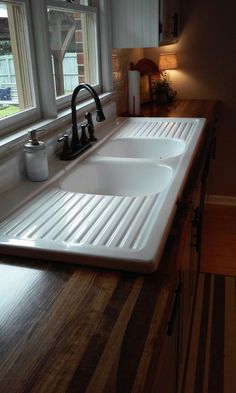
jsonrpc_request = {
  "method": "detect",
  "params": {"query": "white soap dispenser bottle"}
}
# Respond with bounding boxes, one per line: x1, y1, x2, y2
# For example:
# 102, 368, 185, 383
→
24, 129, 49, 181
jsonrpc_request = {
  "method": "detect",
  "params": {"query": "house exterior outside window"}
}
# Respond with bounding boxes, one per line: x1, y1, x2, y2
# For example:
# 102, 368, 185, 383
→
0, 1, 35, 120
47, 5, 99, 98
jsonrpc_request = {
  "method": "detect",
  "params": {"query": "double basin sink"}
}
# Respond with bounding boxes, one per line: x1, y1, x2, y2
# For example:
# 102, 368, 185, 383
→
60, 138, 185, 197
0, 117, 205, 272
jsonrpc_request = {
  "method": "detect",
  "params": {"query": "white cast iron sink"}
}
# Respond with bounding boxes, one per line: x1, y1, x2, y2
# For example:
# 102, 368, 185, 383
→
60, 158, 173, 196
97, 138, 185, 160
0, 117, 206, 273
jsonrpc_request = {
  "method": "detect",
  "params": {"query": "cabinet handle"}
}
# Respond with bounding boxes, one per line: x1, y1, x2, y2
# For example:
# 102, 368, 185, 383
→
171, 13, 179, 37
167, 281, 181, 336
192, 207, 200, 228
212, 135, 217, 159
191, 207, 201, 253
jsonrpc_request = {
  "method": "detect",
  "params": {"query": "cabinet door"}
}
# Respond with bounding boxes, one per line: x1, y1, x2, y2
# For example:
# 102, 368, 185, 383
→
152, 281, 181, 393
159, 0, 180, 45
191, 181, 202, 293
111, 0, 159, 48
178, 184, 202, 390
178, 209, 194, 387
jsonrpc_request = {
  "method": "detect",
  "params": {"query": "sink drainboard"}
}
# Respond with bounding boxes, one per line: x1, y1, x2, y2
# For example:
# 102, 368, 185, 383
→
0, 188, 160, 250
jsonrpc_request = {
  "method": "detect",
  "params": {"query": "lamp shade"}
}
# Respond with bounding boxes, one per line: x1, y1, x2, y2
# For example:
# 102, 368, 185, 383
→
159, 53, 178, 71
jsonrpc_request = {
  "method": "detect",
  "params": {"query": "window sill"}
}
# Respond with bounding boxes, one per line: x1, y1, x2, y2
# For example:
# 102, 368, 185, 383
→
0, 92, 114, 158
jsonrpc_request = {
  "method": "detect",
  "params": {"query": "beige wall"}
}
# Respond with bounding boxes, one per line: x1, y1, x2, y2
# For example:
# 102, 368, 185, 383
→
147, 0, 236, 197
112, 0, 236, 197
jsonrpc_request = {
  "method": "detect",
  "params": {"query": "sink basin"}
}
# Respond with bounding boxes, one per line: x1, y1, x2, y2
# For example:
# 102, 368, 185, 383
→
97, 138, 185, 160
60, 159, 172, 196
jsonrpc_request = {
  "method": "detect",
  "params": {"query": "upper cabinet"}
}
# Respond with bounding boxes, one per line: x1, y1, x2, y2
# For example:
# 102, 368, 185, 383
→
159, 0, 180, 45
111, 0, 159, 48
111, 0, 180, 49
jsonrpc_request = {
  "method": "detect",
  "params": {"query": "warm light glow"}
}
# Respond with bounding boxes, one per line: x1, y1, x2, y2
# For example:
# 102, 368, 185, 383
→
159, 53, 178, 71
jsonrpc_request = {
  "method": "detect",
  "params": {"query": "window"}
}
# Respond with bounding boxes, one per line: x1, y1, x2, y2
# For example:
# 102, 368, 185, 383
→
47, 5, 99, 99
0, 0, 102, 135
54, 1, 97, 8
0, 1, 36, 121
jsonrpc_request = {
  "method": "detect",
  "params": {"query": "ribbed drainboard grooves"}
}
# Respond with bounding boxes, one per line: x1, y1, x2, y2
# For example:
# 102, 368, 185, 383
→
0, 188, 160, 251
117, 118, 196, 141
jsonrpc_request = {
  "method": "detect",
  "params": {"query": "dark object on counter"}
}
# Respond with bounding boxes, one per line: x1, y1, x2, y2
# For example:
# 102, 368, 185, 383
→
155, 73, 177, 105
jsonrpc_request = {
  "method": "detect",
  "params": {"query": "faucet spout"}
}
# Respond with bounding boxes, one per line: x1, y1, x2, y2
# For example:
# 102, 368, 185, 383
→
71, 83, 105, 151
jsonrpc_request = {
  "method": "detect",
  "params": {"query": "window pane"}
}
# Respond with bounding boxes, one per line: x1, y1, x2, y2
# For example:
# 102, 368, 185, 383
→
55, 1, 97, 6
47, 7, 99, 98
0, 2, 34, 120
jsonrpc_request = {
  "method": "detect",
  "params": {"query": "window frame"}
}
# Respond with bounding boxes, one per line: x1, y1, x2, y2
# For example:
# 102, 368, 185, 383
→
46, 0, 102, 109
0, 0, 105, 137
0, 0, 41, 135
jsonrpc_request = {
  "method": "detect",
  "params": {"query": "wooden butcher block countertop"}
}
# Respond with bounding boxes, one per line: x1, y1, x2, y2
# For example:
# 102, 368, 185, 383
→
0, 100, 218, 392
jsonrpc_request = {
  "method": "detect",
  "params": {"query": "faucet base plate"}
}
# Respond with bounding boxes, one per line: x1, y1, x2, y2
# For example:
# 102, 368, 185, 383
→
60, 143, 92, 161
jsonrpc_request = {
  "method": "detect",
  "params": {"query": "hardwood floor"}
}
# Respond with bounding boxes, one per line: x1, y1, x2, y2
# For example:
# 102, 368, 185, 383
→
183, 204, 236, 392
201, 204, 236, 276
183, 273, 236, 393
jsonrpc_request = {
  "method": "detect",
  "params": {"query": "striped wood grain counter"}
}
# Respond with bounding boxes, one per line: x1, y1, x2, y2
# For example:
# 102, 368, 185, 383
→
0, 245, 178, 393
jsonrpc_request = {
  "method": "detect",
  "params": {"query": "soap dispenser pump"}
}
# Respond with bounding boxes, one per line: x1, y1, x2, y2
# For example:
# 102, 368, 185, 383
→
24, 129, 49, 181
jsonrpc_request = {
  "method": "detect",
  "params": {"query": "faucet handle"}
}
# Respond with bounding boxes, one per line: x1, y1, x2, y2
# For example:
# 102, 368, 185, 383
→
58, 134, 69, 144
58, 134, 71, 159
85, 112, 92, 121
85, 112, 97, 142
80, 124, 90, 146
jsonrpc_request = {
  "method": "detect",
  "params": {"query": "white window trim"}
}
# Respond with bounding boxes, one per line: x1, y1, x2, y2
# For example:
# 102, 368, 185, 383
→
46, 0, 102, 109
0, 0, 113, 142
0, 0, 42, 135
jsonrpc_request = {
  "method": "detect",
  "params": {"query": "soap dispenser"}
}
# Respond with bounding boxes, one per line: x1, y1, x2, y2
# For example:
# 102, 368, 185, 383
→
24, 129, 49, 181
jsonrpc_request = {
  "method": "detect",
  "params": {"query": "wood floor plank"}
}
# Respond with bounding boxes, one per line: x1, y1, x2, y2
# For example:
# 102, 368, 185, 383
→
185, 273, 236, 393
201, 204, 236, 276
183, 273, 205, 393
224, 277, 236, 393
194, 274, 211, 393
208, 275, 225, 393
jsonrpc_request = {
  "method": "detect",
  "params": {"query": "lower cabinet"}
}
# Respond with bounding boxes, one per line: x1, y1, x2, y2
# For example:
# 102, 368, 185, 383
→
143, 100, 217, 392
153, 280, 181, 393
154, 177, 204, 392
178, 173, 204, 390
178, 218, 198, 387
